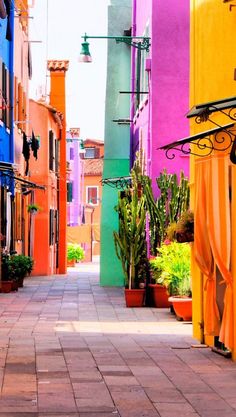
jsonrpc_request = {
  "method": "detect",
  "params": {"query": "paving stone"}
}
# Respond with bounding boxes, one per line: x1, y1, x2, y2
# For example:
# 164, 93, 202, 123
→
154, 402, 198, 417
0, 262, 235, 417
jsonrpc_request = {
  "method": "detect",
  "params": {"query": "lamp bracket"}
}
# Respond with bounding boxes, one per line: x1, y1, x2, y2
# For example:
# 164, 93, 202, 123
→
82, 34, 151, 52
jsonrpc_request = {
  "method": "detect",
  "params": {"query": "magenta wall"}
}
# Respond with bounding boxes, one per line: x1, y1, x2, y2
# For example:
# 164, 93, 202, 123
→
132, 0, 190, 196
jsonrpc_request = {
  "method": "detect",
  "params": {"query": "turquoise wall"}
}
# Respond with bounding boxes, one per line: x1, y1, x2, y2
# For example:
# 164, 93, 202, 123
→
100, 0, 132, 286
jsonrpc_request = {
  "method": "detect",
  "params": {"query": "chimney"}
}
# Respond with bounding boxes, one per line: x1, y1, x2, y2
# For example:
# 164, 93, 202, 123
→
47, 60, 69, 274
47, 60, 69, 116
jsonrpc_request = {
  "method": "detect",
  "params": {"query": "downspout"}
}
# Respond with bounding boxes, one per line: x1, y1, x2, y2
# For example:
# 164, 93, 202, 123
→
130, 0, 137, 168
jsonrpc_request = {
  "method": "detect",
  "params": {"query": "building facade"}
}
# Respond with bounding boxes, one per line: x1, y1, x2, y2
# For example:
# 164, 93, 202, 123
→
131, 0, 190, 195
100, 0, 190, 286
100, 0, 132, 286
188, 0, 236, 359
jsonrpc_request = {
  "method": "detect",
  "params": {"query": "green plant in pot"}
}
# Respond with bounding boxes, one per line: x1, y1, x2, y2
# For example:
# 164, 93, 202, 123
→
67, 243, 84, 265
149, 256, 171, 308
27, 203, 41, 214
153, 241, 192, 320
6, 254, 34, 287
113, 186, 147, 307
1, 252, 14, 292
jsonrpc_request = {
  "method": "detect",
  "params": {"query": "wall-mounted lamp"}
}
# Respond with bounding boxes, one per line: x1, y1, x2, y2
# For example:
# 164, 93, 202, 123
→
79, 33, 151, 63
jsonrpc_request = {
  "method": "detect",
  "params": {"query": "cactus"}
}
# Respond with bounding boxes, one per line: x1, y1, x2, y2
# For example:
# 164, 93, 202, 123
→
113, 188, 147, 289
113, 152, 190, 279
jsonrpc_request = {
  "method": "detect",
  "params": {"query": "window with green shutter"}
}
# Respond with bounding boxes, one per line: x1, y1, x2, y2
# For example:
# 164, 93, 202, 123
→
67, 182, 73, 202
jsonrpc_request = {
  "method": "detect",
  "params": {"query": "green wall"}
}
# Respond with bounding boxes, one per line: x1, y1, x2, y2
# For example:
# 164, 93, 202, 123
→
100, 0, 132, 286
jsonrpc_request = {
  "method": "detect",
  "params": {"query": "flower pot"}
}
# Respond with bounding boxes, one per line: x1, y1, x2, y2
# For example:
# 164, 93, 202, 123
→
11, 281, 19, 292
1, 281, 13, 293
168, 296, 192, 321
124, 288, 145, 307
17, 277, 24, 288
67, 259, 76, 267
148, 284, 171, 308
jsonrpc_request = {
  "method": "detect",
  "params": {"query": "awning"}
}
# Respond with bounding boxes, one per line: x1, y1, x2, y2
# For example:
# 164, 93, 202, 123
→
102, 176, 131, 189
158, 123, 235, 160
186, 96, 236, 122
0, 163, 46, 190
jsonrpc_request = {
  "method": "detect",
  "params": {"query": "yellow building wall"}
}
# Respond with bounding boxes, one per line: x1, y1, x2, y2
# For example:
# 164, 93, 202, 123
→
190, 0, 236, 355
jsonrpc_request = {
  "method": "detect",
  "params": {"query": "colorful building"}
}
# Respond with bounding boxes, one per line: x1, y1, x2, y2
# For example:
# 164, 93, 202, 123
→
29, 96, 63, 276
131, 0, 190, 194
159, 0, 236, 359
100, 0, 190, 286
100, 0, 132, 286
66, 128, 84, 227
187, 0, 236, 359
0, 0, 44, 263
0, 0, 14, 262
67, 138, 104, 261
82, 139, 104, 259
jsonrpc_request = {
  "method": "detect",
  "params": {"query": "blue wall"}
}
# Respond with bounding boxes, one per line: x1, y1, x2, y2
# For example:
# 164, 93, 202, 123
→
0, 0, 14, 163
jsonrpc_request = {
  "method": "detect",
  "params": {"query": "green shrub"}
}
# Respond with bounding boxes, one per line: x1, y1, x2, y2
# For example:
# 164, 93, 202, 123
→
67, 243, 84, 262
149, 242, 191, 296
6, 254, 34, 281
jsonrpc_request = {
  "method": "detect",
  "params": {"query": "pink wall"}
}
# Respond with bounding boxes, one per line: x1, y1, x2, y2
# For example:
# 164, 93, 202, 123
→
132, 0, 190, 195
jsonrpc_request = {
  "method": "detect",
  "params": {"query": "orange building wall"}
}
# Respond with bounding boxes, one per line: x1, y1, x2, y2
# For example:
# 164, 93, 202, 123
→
29, 99, 60, 275
47, 61, 69, 274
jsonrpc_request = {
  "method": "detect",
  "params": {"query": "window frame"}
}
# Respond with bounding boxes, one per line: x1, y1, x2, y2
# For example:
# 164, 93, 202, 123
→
84, 147, 96, 159
86, 186, 99, 206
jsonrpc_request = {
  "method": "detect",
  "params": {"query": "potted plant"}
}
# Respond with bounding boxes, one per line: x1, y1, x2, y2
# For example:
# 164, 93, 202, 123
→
27, 203, 41, 214
67, 243, 84, 267
113, 187, 147, 307
149, 252, 171, 308
154, 241, 192, 320
175, 210, 194, 243
6, 254, 34, 287
1, 252, 13, 293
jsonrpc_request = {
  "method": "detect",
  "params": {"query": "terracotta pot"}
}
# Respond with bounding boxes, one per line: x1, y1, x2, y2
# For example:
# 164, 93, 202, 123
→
1, 281, 13, 293
67, 259, 76, 267
11, 281, 19, 292
148, 284, 171, 308
124, 288, 145, 307
168, 296, 192, 321
17, 277, 24, 288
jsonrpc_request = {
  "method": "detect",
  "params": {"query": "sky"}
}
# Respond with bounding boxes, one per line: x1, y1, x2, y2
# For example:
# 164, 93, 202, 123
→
29, 0, 110, 140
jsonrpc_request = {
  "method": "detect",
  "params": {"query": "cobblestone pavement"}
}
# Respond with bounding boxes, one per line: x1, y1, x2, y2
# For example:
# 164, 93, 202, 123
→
0, 261, 236, 417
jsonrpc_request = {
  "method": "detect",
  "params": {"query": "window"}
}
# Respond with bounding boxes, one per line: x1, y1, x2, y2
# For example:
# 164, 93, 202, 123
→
84, 147, 95, 159
70, 147, 74, 160
67, 181, 73, 202
49, 130, 55, 171
49, 209, 54, 245
55, 139, 59, 174
86, 186, 98, 205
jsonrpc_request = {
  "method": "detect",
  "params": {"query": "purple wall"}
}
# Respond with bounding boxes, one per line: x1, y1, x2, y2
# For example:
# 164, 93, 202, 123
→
132, 0, 190, 196
66, 131, 83, 226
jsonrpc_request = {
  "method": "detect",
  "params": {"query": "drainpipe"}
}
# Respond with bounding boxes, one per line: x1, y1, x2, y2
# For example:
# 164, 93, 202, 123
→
130, 0, 137, 168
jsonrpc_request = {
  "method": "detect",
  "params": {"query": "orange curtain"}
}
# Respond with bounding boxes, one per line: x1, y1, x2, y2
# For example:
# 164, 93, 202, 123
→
207, 155, 233, 349
194, 158, 220, 336
194, 155, 234, 349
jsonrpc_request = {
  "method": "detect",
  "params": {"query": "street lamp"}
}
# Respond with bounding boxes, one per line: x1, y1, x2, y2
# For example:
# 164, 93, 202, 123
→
79, 33, 151, 63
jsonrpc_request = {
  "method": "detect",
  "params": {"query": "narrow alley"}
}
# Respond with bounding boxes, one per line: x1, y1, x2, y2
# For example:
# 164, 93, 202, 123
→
0, 261, 235, 417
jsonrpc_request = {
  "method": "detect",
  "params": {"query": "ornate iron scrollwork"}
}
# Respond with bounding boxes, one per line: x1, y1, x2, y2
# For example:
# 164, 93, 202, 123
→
102, 176, 132, 190
161, 125, 236, 162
